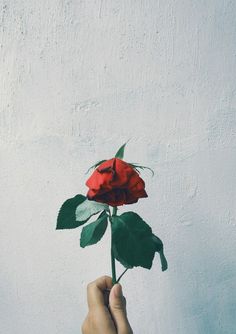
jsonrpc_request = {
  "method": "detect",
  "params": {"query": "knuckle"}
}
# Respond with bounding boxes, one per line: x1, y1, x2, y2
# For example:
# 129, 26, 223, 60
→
99, 275, 107, 282
101, 274, 111, 282
112, 302, 124, 311
87, 281, 94, 292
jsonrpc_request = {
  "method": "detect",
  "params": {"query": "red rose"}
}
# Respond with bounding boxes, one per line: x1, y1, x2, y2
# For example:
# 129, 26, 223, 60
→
86, 158, 148, 206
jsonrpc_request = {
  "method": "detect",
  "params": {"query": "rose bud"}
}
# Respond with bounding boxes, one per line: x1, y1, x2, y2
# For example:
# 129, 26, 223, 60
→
86, 158, 148, 206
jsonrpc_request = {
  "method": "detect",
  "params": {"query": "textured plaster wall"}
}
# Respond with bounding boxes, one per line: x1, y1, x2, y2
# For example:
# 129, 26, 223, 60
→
1, 1, 236, 333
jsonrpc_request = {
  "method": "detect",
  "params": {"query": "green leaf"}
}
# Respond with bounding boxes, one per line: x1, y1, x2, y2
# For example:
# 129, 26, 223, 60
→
56, 194, 87, 230
75, 198, 109, 222
152, 234, 168, 271
80, 211, 108, 248
111, 212, 156, 269
115, 142, 128, 159
85, 159, 107, 174
151, 234, 163, 252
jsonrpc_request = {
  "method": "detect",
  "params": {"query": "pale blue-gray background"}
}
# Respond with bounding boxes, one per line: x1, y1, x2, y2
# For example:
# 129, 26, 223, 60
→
0, 1, 236, 333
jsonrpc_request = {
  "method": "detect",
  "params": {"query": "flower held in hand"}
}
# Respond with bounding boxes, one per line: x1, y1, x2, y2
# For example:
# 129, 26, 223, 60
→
56, 142, 168, 286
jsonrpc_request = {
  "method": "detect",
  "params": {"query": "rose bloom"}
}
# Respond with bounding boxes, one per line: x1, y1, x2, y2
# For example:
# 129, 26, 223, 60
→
86, 158, 148, 206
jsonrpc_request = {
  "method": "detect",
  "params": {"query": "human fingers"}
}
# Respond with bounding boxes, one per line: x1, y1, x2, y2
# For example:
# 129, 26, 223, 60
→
109, 284, 133, 334
87, 275, 113, 310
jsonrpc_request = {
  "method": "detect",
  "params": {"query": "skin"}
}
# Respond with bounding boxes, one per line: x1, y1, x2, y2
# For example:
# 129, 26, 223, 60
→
82, 276, 133, 334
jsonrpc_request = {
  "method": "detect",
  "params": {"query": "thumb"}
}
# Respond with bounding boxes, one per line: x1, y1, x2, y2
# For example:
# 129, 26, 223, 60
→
109, 284, 132, 334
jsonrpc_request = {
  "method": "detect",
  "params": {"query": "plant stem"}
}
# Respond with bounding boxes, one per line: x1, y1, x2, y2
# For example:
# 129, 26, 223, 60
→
112, 206, 117, 216
111, 248, 116, 285
110, 206, 118, 285
117, 268, 129, 283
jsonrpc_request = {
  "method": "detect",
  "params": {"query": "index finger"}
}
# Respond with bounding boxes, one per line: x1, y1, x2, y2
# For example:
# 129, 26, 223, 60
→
87, 275, 113, 309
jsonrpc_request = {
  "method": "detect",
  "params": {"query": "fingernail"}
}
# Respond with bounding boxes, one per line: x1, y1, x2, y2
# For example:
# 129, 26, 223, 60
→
114, 284, 123, 298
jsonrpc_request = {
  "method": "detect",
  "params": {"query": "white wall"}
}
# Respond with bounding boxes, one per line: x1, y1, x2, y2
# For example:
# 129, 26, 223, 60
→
1, 1, 236, 333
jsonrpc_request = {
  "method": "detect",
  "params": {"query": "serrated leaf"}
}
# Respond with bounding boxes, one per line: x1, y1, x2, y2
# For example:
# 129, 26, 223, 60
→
111, 212, 156, 269
80, 211, 108, 248
75, 198, 109, 222
85, 159, 107, 174
56, 194, 87, 230
152, 234, 168, 271
115, 142, 127, 159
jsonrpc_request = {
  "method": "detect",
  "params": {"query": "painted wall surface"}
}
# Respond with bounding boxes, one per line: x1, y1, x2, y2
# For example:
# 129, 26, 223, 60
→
1, 1, 236, 333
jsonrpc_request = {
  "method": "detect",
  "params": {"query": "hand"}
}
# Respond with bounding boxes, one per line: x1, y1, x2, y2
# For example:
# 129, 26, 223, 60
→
82, 275, 133, 334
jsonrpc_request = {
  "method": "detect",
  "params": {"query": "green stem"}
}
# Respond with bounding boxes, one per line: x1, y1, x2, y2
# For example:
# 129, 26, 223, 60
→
110, 206, 118, 285
112, 206, 118, 216
117, 268, 129, 283
111, 247, 116, 285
